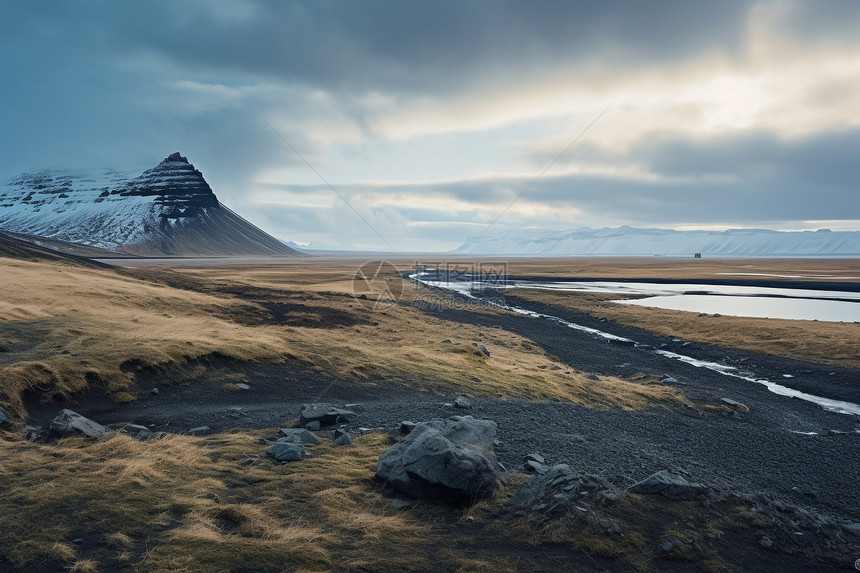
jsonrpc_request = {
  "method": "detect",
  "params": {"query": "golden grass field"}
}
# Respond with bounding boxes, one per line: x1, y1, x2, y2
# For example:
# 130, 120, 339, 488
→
1, 253, 857, 571
0, 256, 685, 423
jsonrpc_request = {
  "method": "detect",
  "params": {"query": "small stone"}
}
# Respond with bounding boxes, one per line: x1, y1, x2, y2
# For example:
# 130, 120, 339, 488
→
601, 491, 621, 503
842, 522, 860, 536
525, 453, 545, 465
0, 406, 8, 425
441, 339, 454, 344
661, 537, 681, 553
628, 470, 705, 500
270, 440, 302, 461
125, 424, 151, 438
334, 432, 352, 446
50, 409, 107, 439
234, 383, 250, 390
150, 388, 159, 395
477, 345, 490, 357
470, 376, 482, 383
391, 498, 412, 510
454, 396, 472, 409
189, 426, 210, 435
661, 376, 679, 384
305, 420, 321, 431
278, 428, 319, 445
721, 398, 740, 407
759, 535, 773, 549
713, 313, 722, 317
524, 460, 548, 474
400, 421, 417, 435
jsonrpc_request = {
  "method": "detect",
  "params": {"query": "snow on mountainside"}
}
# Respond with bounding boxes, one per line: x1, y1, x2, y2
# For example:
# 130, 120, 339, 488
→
454, 226, 860, 257
0, 153, 299, 257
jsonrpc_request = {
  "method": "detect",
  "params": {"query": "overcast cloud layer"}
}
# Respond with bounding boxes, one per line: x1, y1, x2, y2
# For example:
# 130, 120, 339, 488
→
1, 1, 858, 251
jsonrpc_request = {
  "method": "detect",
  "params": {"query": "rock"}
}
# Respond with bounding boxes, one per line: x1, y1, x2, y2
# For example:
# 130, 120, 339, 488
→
151, 388, 159, 395
333, 428, 348, 439
24, 425, 43, 440
0, 406, 8, 425
600, 519, 622, 534
601, 491, 621, 503
509, 465, 616, 519
524, 460, 548, 474
376, 415, 498, 501
628, 470, 705, 500
661, 376, 679, 384
270, 439, 303, 462
441, 339, 453, 344
400, 421, 417, 435
476, 345, 490, 357
661, 537, 681, 553
234, 383, 250, 390
453, 396, 472, 409
50, 409, 107, 439
299, 403, 355, 428
124, 424, 152, 439
470, 376, 482, 383
391, 498, 412, 510
278, 428, 319, 445
305, 421, 321, 431
525, 453, 545, 465
721, 398, 740, 407
759, 535, 773, 549
713, 313, 722, 318
334, 433, 352, 446
843, 522, 860, 536
188, 426, 210, 435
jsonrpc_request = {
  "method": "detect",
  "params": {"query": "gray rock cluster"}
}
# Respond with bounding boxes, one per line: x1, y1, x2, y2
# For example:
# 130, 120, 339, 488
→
508, 464, 618, 521
377, 415, 500, 502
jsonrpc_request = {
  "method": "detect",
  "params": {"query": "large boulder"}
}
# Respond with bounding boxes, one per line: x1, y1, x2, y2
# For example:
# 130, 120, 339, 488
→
628, 470, 705, 500
376, 416, 499, 502
49, 409, 107, 439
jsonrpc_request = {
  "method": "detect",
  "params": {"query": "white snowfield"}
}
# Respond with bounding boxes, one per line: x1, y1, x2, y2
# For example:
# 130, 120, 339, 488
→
0, 154, 297, 257
454, 226, 860, 257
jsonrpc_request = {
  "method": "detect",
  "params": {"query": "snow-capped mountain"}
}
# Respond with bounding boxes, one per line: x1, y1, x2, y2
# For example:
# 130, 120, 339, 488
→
0, 153, 299, 257
454, 226, 860, 257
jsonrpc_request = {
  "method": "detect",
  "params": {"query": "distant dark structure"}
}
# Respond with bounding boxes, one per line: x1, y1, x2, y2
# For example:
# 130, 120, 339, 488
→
694, 253, 702, 258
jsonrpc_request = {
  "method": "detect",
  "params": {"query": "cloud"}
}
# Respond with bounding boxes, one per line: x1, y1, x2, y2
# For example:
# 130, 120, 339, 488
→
1, 1, 859, 250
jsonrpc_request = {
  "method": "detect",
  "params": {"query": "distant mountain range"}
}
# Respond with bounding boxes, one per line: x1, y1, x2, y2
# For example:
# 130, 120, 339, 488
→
0, 153, 299, 257
454, 226, 860, 257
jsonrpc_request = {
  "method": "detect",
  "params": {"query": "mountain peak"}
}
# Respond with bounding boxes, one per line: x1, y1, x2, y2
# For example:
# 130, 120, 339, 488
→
0, 153, 300, 257
164, 152, 188, 164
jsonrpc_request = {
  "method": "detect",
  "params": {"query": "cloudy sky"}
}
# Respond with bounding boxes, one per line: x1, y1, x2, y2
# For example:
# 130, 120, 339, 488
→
1, 1, 858, 251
